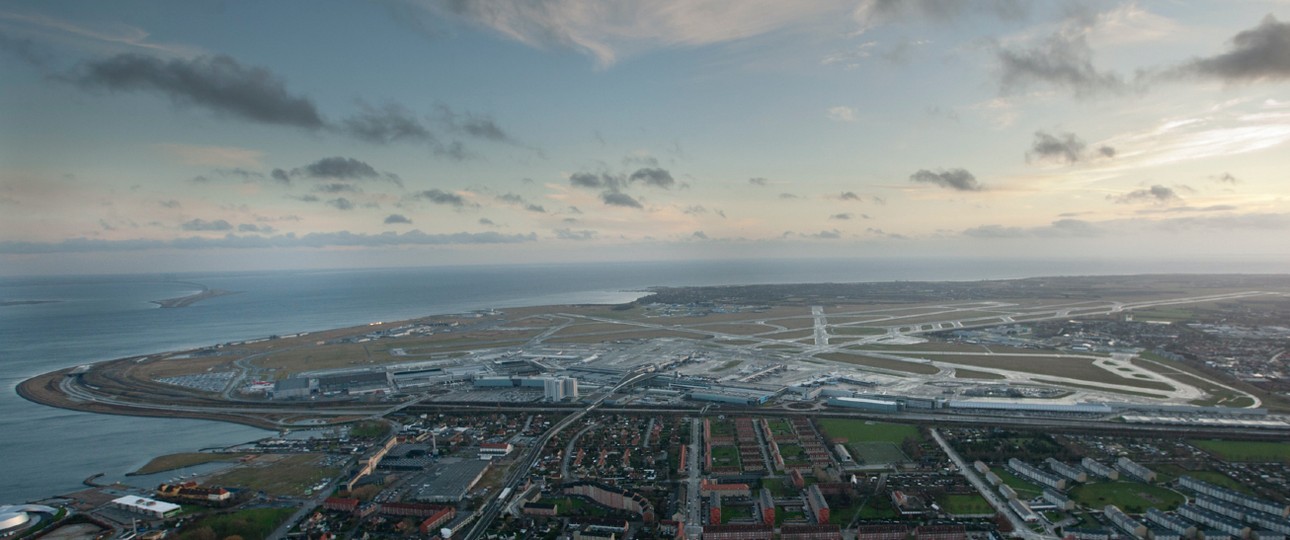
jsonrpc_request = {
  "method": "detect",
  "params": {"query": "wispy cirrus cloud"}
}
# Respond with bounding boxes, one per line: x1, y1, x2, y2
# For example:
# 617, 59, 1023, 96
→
387, 0, 855, 67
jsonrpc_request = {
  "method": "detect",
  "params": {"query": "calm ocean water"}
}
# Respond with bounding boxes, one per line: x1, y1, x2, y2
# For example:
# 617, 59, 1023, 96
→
1, 257, 1284, 502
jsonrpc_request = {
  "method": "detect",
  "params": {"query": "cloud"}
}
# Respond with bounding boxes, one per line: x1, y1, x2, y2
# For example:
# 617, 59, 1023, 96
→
808, 229, 842, 239
327, 197, 355, 210
158, 199, 181, 208
237, 223, 275, 233
851, 0, 1029, 33
271, 169, 291, 184
398, 0, 856, 68
909, 168, 983, 191
435, 105, 514, 142
748, 177, 768, 186
628, 167, 674, 189
384, 214, 412, 224
963, 218, 1102, 238
1098, 146, 1116, 158
0, 230, 537, 253
495, 192, 547, 212
838, 191, 863, 201
1173, 15, 1290, 83
413, 189, 475, 208
1136, 204, 1238, 215
569, 172, 619, 190
0, 30, 52, 67
779, 193, 798, 199
156, 143, 265, 169
827, 106, 857, 122
301, 156, 378, 180
1111, 184, 1179, 204
555, 228, 598, 240
829, 213, 853, 220
865, 227, 906, 239
315, 182, 360, 193
690, 231, 709, 240
341, 103, 433, 144
68, 53, 325, 128
1213, 172, 1240, 184
478, 217, 495, 226
1027, 131, 1086, 164
996, 27, 1124, 97
601, 192, 642, 208
180, 218, 233, 232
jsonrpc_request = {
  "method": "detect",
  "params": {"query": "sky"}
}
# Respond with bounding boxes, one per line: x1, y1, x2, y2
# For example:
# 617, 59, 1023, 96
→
2, 0, 1290, 275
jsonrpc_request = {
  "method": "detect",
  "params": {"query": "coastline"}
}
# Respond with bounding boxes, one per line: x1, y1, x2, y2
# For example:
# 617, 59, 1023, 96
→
151, 287, 240, 308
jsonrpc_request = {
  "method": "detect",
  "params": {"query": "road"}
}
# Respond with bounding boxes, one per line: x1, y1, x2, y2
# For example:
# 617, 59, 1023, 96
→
461, 369, 654, 540
930, 428, 1056, 540
684, 417, 703, 539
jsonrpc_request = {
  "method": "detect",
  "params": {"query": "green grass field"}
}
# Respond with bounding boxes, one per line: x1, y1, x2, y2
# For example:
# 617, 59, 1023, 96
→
207, 454, 340, 497
816, 419, 921, 445
938, 493, 993, 515
993, 468, 1044, 498
1189, 439, 1290, 463
1069, 482, 1184, 513
1152, 465, 1252, 494
850, 442, 909, 465
711, 445, 740, 466
176, 508, 295, 540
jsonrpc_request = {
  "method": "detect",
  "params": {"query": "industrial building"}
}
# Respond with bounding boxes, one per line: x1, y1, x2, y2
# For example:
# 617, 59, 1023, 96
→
272, 376, 316, 399
316, 372, 393, 395
110, 496, 181, 519
826, 396, 900, 412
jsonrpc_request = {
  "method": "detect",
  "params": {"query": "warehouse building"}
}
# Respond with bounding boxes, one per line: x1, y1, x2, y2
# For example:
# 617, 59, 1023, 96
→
826, 397, 900, 412
110, 496, 181, 519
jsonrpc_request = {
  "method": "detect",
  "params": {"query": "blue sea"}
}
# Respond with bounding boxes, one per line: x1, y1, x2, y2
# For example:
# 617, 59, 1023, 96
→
2, 256, 1285, 502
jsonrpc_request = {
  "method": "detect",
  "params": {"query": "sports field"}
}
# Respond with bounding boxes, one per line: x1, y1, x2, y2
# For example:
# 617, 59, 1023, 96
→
1190, 439, 1290, 463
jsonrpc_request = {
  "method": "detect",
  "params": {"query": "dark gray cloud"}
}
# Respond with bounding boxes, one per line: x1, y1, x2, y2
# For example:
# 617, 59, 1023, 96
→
569, 172, 619, 190
682, 205, 708, 215
68, 54, 325, 128
829, 213, 853, 220
1112, 185, 1179, 204
0, 230, 536, 253
237, 223, 275, 233
414, 188, 474, 208
601, 192, 642, 208
748, 177, 769, 186
327, 197, 355, 210
555, 228, 598, 240
315, 182, 360, 193
808, 229, 842, 239
628, 167, 675, 189
1214, 172, 1239, 184
435, 106, 513, 142
691, 231, 709, 240
384, 214, 412, 224
865, 227, 907, 239
996, 30, 1124, 97
909, 168, 983, 191
495, 192, 546, 213
0, 31, 53, 67
1176, 15, 1290, 82
839, 191, 862, 201
496, 193, 526, 204
1028, 131, 1085, 164
271, 169, 291, 184
301, 157, 378, 179
292, 194, 320, 203
478, 217, 495, 226
341, 103, 433, 144
180, 218, 233, 232
159, 199, 181, 208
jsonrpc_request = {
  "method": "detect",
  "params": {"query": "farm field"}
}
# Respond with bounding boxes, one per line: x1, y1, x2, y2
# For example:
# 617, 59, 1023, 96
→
1189, 439, 1290, 463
